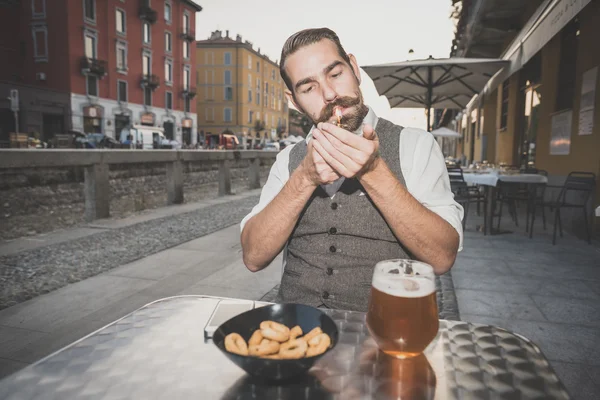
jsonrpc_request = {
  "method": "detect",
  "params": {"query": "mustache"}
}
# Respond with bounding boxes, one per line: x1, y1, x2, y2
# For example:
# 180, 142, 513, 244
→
316, 95, 362, 124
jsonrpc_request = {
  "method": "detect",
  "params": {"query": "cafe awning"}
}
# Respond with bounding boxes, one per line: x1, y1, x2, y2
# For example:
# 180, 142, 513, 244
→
362, 57, 508, 131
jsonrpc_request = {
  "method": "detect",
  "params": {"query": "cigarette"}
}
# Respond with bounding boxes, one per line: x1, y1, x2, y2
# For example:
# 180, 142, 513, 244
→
335, 108, 342, 127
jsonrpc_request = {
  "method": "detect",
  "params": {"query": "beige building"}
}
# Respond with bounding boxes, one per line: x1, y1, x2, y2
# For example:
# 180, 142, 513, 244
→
196, 30, 289, 147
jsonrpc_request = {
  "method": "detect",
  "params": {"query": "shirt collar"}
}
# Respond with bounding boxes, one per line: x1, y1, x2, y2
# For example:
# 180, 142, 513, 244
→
306, 106, 378, 143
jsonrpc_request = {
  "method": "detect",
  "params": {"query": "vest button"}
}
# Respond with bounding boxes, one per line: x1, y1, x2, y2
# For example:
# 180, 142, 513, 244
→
329, 245, 336, 253
326, 267, 333, 276
331, 202, 338, 210
329, 227, 337, 235
322, 291, 330, 299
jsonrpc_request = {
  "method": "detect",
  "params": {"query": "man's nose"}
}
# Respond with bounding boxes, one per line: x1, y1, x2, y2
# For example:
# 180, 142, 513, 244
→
321, 82, 338, 103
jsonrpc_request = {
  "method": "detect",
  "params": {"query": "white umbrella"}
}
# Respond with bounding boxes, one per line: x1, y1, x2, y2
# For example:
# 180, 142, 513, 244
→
430, 127, 461, 138
362, 57, 509, 131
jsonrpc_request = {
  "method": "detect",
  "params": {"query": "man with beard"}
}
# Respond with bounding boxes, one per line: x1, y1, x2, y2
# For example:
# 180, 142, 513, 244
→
240, 28, 463, 312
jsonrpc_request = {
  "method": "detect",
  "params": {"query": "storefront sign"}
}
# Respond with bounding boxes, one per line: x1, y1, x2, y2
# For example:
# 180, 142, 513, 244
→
578, 66, 597, 136
140, 113, 155, 125
550, 109, 572, 155
182, 118, 193, 128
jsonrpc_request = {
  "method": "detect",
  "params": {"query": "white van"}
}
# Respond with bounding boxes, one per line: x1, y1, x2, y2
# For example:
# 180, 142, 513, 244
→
120, 125, 168, 149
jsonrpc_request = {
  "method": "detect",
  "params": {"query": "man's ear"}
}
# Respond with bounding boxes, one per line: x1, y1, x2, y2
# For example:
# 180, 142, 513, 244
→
285, 89, 301, 111
348, 54, 362, 85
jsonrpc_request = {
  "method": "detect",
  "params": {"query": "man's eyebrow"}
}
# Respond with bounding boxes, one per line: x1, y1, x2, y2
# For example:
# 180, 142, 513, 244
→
294, 61, 345, 91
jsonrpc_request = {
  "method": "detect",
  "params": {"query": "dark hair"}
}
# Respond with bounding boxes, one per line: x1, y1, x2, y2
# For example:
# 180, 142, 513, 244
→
279, 28, 352, 93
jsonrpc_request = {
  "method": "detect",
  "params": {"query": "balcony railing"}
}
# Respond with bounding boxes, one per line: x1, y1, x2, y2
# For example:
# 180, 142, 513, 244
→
141, 74, 160, 90
139, 1, 157, 24
80, 57, 107, 77
182, 88, 197, 98
180, 29, 195, 42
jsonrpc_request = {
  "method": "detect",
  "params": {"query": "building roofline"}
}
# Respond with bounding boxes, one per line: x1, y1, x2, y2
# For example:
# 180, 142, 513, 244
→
181, 0, 202, 12
196, 42, 280, 67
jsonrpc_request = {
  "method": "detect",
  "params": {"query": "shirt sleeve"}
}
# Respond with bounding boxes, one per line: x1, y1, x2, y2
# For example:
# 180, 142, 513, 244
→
239, 144, 293, 234
400, 128, 464, 251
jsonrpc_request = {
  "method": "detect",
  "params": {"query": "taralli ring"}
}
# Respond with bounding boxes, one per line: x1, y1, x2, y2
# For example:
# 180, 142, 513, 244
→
248, 329, 264, 346
289, 325, 303, 340
306, 333, 331, 357
260, 320, 290, 342
249, 339, 280, 357
302, 327, 323, 343
224, 333, 249, 356
279, 339, 308, 359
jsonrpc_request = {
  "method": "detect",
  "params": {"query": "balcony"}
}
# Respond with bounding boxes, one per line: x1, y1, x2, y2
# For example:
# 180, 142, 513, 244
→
182, 88, 197, 99
139, 1, 157, 24
140, 74, 160, 90
180, 29, 195, 42
80, 57, 107, 77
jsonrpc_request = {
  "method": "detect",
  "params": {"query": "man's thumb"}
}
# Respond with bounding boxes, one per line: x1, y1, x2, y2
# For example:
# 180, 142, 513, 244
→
363, 124, 377, 140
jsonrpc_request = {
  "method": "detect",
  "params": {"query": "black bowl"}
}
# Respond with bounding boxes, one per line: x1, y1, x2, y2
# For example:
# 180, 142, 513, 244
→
213, 303, 339, 381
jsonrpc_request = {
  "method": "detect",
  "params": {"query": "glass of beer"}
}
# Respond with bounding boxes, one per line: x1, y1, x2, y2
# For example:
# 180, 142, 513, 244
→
366, 259, 439, 358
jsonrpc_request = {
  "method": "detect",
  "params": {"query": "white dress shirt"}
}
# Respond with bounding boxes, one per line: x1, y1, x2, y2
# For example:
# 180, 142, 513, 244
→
240, 107, 464, 252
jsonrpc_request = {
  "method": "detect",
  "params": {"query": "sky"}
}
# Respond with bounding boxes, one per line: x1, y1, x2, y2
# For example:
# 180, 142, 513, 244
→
192, 0, 456, 130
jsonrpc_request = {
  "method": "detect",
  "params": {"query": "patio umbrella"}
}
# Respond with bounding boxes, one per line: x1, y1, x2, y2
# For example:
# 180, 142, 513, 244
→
430, 127, 461, 138
362, 57, 509, 131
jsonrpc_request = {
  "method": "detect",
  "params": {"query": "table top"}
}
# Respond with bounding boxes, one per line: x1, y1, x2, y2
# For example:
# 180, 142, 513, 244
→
462, 172, 548, 187
0, 296, 570, 400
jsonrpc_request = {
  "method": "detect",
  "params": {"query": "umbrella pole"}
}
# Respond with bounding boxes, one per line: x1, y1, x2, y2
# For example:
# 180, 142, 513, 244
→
426, 65, 433, 132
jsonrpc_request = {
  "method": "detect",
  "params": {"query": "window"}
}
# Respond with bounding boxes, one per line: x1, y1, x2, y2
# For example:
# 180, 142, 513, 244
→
87, 75, 98, 96
144, 87, 152, 106
184, 97, 190, 112
165, 31, 172, 52
248, 88, 252, 103
248, 55, 251, 69
206, 107, 214, 122
164, 59, 172, 84
224, 108, 232, 122
272, 69, 275, 80
143, 53, 151, 75
84, 32, 96, 58
500, 79, 509, 130
116, 41, 127, 72
143, 22, 151, 44
555, 19, 579, 112
166, 91, 173, 109
164, 1, 172, 23
117, 80, 127, 103
204, 52, 213, 65
225, 87, 233, 101
248, 110, 253, 123
224, 52, 232, 65
32, 0, 46, 18
32, 25, 48, 61
205, 70, 214, 100
224, 70, 231, 85
256, 61, 260, 72
84, 0, 95, 23
183, 66, 190, 89
257, 92, 260, 105
116, 9, 126, 35
183, 41, 190, 59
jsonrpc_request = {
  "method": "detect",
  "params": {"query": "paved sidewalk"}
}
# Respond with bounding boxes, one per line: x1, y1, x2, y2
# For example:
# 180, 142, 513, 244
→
456, 207, 600, 400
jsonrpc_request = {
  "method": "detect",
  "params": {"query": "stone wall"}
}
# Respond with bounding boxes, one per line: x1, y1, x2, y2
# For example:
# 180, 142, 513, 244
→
0, 158, 273, 240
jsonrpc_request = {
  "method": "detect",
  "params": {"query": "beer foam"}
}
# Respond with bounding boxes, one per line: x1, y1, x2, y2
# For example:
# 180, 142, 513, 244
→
372, 275, 436, 298
372, 260, 436, 298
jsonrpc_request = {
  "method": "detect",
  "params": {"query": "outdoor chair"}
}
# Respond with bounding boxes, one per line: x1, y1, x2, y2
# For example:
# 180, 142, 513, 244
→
496, 169, 547, 232
529, 171, 596, 244
447, 167, 486, 230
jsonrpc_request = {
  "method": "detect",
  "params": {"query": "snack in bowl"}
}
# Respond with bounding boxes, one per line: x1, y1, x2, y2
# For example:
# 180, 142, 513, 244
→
223, 320, 332, 359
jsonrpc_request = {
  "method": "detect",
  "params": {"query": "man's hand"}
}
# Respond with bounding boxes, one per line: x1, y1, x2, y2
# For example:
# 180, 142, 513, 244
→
300, 136, 341, 185
312, 122, 380, 179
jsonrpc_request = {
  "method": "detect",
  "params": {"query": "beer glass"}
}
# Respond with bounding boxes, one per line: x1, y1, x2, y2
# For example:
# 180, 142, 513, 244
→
366, 259, 439, 358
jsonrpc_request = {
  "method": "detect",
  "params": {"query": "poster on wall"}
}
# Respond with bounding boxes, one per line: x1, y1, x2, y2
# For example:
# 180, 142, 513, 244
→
578, 66, 597, 136
550, 110, 572, 155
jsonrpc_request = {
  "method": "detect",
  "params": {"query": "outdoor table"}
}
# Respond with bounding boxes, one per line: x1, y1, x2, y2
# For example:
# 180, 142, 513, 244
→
462, 172, 548, 235
0, 296, 569, 399
596, 206, 600, 217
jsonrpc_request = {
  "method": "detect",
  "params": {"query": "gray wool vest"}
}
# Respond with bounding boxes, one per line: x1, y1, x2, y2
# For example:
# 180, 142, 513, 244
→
277, 118, 411, 312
